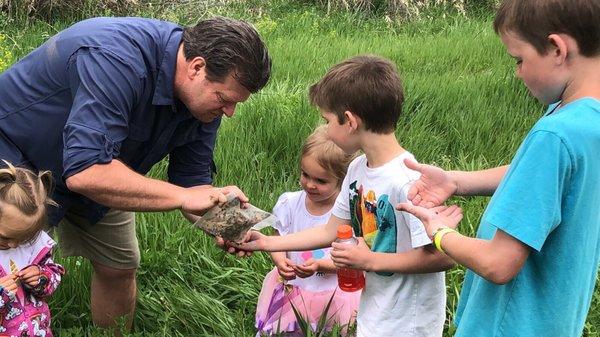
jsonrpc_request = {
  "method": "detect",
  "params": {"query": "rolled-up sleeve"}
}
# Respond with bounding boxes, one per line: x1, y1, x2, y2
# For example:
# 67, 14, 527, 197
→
63, 48, 142, 180
168, 118, 221, 187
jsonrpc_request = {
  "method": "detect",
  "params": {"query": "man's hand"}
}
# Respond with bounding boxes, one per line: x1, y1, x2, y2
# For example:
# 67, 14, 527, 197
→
275, 258, 297, 280
405, 158, 457, 208
330, 238, 374, 271
396, 203, 463, 237
181, 187, 227, 216
220, 186, 249, 208
181, 185, 249, 216
0, 274, 18, 294
17, 265, 43, 288
293, 258, 320, 278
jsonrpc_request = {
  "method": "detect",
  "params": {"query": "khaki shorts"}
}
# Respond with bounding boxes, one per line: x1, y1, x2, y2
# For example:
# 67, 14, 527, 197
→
56, 209, 140, 269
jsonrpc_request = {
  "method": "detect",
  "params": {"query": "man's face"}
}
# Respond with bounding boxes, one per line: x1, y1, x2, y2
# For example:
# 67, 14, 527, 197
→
175, 56, 251, 123
500, 31, 566, 105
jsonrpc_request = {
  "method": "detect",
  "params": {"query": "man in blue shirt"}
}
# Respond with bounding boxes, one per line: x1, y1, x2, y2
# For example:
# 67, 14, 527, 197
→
0, 16, 271, 330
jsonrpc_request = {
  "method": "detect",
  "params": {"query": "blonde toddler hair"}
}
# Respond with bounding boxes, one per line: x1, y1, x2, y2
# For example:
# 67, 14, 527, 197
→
0, 160, 56, 243
301, 125, 357, 187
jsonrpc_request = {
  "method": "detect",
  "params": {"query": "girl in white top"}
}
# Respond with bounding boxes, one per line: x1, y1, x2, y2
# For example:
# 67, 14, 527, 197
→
255, 126, 360, 336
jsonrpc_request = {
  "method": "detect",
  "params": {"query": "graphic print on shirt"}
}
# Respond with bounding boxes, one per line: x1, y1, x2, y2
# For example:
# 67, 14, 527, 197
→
298, 249, 328, 277
349, 181, 397, 276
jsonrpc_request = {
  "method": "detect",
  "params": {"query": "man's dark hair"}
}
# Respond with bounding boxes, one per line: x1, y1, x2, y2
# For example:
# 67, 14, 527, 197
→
182, 16, 271, 93
309, 55, 404, 134
494, 0, 600, 57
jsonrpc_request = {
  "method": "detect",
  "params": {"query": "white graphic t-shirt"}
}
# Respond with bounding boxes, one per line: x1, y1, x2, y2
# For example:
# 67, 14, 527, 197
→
332, 152, 446, 337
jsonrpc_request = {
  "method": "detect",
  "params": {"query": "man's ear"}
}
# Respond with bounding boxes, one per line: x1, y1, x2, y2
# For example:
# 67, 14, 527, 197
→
187, 56, 206, 78
343, 110, 361, 132
547, 34, 570, 65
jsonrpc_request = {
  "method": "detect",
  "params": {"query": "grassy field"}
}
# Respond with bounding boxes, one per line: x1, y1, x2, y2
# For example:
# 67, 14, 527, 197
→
1, 1, 599, 336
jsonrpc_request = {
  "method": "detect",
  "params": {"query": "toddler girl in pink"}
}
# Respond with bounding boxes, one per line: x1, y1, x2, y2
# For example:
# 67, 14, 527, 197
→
256, 126, 360, 336
0, 161, 65, 336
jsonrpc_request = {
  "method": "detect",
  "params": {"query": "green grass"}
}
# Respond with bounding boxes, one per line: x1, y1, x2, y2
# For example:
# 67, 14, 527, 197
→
1, 2, 599, 336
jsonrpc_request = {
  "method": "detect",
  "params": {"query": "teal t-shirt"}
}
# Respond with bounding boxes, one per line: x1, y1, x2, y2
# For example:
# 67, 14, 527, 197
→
454, 98, 600, 337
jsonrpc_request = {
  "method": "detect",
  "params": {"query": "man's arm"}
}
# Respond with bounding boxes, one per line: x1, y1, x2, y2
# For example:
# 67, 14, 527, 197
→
66, 160, 227, 215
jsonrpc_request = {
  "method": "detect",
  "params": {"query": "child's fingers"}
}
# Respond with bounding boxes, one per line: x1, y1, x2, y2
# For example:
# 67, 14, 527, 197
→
1, 280, 17, 293
22, 275, 39, 284
331, 242, 352, 252
17, 266, 39, 279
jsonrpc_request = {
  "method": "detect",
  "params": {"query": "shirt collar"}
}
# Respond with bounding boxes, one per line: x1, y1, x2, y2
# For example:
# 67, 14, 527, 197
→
152, 29, 182, 106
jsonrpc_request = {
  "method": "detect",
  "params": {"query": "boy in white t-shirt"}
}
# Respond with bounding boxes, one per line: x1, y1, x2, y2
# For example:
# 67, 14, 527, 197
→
239, 55, 456, 337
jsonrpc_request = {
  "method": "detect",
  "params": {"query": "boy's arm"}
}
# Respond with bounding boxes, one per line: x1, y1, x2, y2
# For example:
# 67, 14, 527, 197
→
237, 215, 346, 252
331, 239, 455, 273
370, 245, 455, 273
397, 203, 530, 284
22, 250, 65, 298
451, 165, 509, 196
437, 229, 530, 284
405, 158, 508, 207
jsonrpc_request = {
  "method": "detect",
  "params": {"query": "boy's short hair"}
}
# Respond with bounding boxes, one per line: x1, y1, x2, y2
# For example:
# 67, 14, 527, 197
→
301, 125, 357, 187
494, 0, 600, 57
309, 55, 404, 134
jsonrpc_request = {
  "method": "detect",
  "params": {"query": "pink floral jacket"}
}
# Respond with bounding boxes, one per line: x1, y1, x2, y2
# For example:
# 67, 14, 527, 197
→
0, 232, 65, 337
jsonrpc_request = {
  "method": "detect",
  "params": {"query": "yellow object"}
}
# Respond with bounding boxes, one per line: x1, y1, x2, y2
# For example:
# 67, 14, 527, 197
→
360, 190, 378, 235
433, 227, 458, 253
9, 259, 18, 275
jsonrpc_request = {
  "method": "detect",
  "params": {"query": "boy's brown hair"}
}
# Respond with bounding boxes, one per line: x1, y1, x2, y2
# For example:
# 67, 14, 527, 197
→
0, 160, 56, 243
301, 125, 357, 187
494, 0, 600, 57
309, 55, 404, 134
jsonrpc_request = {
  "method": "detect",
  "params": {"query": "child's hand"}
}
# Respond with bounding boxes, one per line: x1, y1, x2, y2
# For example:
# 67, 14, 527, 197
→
404, 158, 457, 208
396, 203, 463, 237
275, 258, 296, 280
331, 238, 374, 271
17, 265, 44, 288
0, 274, 18, 294
215, 236, 253, 258
293, 258, 320, 278
233, 230, 271, 251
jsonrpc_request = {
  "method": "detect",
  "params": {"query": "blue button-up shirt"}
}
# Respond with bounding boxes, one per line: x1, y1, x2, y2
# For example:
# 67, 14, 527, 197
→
0, 17, 221, 225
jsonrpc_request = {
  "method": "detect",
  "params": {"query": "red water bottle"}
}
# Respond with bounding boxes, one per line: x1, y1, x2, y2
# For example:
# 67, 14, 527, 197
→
335, 225, 365, 292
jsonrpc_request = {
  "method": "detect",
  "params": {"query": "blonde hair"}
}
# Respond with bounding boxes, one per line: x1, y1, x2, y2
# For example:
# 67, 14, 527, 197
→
301, 125, 357, 187
0, 160, 56, 243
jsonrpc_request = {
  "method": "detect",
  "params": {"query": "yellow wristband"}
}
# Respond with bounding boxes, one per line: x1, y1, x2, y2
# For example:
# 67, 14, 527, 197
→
433, 227, 457, 253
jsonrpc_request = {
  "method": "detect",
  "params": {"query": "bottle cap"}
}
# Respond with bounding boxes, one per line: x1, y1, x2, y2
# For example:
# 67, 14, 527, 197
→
337, 225, 353, 239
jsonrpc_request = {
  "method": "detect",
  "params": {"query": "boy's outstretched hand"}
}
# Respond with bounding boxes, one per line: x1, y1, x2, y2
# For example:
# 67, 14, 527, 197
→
232, 230, 270, 252
405, 158, 457, 208
396, 203, 463, 237
331, 237, 373, 271
215, 236, 253, 257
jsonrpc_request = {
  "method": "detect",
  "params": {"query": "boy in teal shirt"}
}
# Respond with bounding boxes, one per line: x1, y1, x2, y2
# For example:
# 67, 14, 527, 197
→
398, 0, 600, 336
